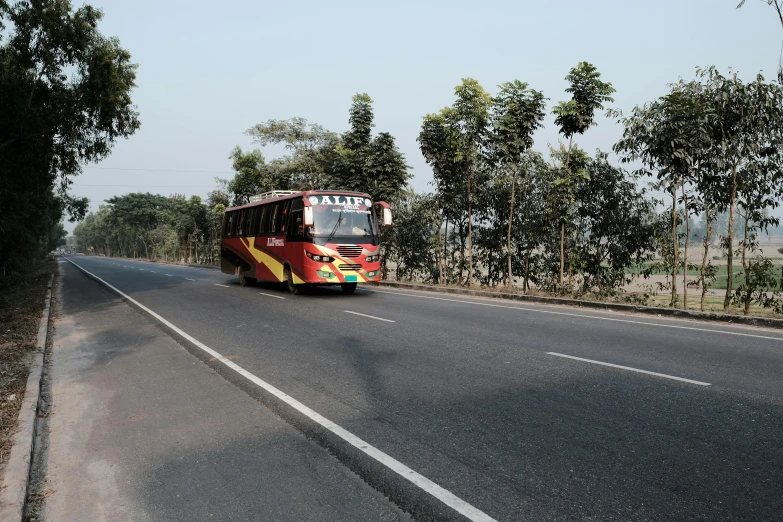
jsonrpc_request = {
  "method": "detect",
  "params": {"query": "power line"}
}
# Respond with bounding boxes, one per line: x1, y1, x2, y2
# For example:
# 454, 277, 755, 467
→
74, 184, 218, 187
83, 166, 233, 174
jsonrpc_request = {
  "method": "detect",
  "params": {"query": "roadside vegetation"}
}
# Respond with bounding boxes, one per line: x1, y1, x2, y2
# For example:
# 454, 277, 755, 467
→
0, 259, 55, 472
5, 1, 783, 318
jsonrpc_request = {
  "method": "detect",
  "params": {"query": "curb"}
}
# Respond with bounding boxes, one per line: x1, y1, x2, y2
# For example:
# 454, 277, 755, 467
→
373, 281, 783, 330
0, 276, 54, 522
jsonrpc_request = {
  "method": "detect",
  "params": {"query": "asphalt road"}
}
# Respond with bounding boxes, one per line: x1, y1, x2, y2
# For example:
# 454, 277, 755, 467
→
64, 255, 783, 521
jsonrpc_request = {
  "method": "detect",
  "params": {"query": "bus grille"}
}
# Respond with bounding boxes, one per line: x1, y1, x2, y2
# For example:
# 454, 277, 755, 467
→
336, 246, 363, 258
339, 264, 361, 271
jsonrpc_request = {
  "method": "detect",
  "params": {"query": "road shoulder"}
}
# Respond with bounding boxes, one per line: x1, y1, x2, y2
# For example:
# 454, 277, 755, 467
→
32, 260, 409, 522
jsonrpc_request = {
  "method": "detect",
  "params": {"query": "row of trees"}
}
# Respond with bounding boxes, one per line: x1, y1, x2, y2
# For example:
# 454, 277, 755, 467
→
383, 63, 783, 315
0, 0, 139, 276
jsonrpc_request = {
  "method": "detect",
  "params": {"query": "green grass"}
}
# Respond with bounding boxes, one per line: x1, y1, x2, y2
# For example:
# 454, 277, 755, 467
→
628, 262, 783, 292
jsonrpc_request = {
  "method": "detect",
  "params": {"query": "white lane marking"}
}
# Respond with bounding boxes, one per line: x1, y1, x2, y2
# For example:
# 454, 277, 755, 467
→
259, 292, 285, 300
373, 289, 783, 342
185, 278, 196, 282
344, 310, 395, 323
165, 274, 172, 277
64, 259, 494, 522
138, 269, 145, 271
547, 352, 711, 386
214, 284, 230, 288
149, 270, 157, 273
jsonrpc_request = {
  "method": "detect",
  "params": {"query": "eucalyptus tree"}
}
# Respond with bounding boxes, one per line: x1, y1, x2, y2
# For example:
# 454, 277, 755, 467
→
613, 80, 713, 308
552, 62, 615, 287
488, 81, 547, 286
418, 111, 464, 284
449, 79, 492, 287
698, 67, 783, 311
245, 117, 337, 189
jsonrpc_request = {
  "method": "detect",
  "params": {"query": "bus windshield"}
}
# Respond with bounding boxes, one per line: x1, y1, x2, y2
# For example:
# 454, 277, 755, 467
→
308, 195, 378, 239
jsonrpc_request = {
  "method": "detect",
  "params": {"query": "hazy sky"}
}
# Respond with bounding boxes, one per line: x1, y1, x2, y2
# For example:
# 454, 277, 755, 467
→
66, 0, 779, 232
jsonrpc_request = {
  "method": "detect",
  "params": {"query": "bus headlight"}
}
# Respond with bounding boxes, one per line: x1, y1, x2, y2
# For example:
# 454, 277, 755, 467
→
365, 254, 380, 262
306, 251, 333, 263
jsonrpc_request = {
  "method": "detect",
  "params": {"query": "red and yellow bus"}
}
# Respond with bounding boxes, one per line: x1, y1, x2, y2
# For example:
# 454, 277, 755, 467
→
220, 190, 392, 294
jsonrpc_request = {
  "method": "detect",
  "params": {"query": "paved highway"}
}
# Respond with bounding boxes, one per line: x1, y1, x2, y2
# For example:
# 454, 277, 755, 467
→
64, 255, 783, 521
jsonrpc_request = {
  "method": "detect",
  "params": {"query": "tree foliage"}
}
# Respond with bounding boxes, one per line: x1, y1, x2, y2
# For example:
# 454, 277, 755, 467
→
0, 0, 139, 274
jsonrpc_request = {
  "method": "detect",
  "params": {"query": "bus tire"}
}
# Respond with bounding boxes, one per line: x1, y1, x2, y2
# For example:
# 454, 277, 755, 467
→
238, 274, 256, 287
340, 282, 357, 294
285, 267, 300, 295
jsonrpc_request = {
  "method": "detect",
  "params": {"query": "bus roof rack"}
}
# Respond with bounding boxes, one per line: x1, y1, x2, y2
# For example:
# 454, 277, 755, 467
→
248, 190, 300, 203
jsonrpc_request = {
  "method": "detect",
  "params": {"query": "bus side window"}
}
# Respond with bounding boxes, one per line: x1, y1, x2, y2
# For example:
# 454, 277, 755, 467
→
278, 200, 291, 233
287, 198, 304, 240
228, 212, 236, 237
256, 205, 266, 235
247, 208, 256, 236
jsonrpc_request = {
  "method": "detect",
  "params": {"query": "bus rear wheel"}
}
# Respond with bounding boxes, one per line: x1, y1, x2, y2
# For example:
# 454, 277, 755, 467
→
285, 267, 300, 295
238, 274, 256, 287
340, 282, 357, 295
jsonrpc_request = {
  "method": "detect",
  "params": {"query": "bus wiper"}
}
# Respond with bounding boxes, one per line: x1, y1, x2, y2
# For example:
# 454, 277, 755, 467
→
326, 211, 342, 242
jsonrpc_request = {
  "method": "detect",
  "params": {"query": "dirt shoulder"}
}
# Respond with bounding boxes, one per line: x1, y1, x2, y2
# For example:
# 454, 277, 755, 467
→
0, 259, 57, 477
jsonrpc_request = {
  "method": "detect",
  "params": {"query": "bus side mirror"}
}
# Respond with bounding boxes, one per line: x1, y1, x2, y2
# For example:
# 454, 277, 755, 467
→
304, 207, 314, 227
382, 207, 392, 227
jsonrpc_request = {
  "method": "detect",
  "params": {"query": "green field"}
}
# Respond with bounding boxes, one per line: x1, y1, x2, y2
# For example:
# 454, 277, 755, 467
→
628, 262, 783, 291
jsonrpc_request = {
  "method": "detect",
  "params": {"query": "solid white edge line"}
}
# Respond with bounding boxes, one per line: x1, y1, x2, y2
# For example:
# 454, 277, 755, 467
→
259, 292, 285, 300
547, 352, 711, 386
63, 258, 494, 522
344, 310, 395, 323
372, 289, 783, 342
214, 284, 230, 288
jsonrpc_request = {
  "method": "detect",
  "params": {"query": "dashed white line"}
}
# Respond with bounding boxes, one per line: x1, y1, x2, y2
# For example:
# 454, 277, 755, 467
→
64, 258, 494, 522
185, 278, 196, 282
344, 311, 395, 323
165, 274, 172, 277
214, 284, 230, 288
547, 352, 711, 386
259, 292, 285, 299
372, 289, 783, 342
149, 270, 157, 273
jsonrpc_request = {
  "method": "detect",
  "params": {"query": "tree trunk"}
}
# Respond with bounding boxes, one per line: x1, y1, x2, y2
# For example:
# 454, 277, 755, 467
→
435, 182, 444, 285
458, 222, 465, 286
724, 168, 738, 312
682, 180, 689, 310
524, 251, 530, 294
670, 187, 678, 307
444, 218, 450, 284
507, 167, 517, 288
467, 170, 473, 287
700, 205, 712, 312
743, 212, 750, 315
559, 222, 565, 287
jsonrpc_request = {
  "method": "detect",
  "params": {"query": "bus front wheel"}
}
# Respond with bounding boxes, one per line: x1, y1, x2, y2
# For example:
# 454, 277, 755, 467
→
341, 282, 357, 295
285, 267, 300, 295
